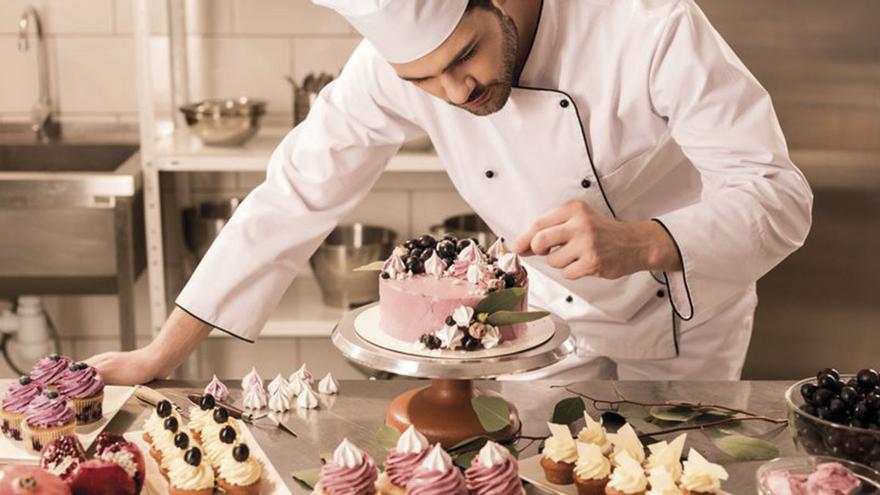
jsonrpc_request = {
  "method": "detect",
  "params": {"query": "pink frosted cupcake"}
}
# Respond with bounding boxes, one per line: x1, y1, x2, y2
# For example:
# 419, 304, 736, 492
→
406, 444, 467, 495
0, 376, 43, 440
20, 391, 76, 454
57, 362, 104, 425
314, 438, 378, 495
378, 425, 430, 494
465, 441, 525, 495
29, 354, 71, 389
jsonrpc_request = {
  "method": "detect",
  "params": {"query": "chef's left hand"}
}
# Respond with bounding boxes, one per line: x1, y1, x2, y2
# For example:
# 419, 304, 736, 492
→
512, 200, 682, 280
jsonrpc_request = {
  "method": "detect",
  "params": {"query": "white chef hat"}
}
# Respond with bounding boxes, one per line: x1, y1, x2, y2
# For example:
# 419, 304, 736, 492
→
312, 0, 469, 64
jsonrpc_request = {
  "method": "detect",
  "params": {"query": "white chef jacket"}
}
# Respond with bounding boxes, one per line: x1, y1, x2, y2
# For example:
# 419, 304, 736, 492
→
176, 0, 812, 361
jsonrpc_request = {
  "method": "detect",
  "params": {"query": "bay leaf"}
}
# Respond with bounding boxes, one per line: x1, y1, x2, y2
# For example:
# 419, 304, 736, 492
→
551, 397, 586, 426
472, 396, 511, 433
475, 288, 525, 314
712, 434, 779, 461
291, 468, 321, 489
649, 405, 703, 423
486, 310, 550, 326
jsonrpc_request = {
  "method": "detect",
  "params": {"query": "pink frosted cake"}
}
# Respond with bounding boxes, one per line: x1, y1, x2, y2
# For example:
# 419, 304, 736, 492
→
378, 235, 537, 352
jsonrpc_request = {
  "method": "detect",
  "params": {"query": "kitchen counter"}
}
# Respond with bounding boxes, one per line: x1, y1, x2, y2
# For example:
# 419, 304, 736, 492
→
108, 380, 797, 494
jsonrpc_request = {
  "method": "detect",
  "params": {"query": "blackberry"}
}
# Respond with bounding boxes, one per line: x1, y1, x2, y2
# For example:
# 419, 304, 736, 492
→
419, 334, 441, 350
157, 400, 172, 418
418, 235, 437, 248
18, 376, 31, 386
184, 447, 202, 466
213, 407, 229, 423
164, 417, 179, 432
445, 316, 456, 327
437, 240, 456, 258
199, 394, 216, 410
502, 273, 517, 288
233, 443, 250, 462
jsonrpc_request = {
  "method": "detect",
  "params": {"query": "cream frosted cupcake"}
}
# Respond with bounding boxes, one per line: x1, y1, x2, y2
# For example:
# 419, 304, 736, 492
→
464, 440, 525, 495
217, 443, 262, 495
608, 424, 645, 466
378, 425, 430, 495
29, 354, 71, 389
159, 430, 199, 475
541, 423, 578, 485
204, 424, 238, 468
314, 438, 379, 495
573, 442, 611, 495
20, 391, 76, 454
188, 394, 218, 442
143, 399, 181, 444
645, 433, 687, 482
577, 412, 612, 455
166, 447, 214, 495
201, 406, 240, 447
646, 467, 683, 495
680, 449, 728, 495
150, 415, 184, 467
57, 362, 104, 425
0, 376, 43, 440
604, 451, 647, 495
406, 444, 468, 495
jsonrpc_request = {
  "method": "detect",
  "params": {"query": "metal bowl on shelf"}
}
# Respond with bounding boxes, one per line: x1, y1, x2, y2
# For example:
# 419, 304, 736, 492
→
182, 198, 241, 262
430, 213, 496, 249
179, 97, 266, 146
309, 224, 397, 309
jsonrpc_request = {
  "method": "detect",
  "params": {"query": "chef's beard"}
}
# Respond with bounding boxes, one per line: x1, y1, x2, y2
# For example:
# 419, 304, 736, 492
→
456, 11, 518, 116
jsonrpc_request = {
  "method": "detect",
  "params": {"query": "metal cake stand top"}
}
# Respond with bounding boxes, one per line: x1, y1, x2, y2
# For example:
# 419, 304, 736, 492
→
331, 303, 575, 379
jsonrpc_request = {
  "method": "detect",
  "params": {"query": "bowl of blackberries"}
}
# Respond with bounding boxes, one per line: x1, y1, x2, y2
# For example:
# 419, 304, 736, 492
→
787, 368, 880, 471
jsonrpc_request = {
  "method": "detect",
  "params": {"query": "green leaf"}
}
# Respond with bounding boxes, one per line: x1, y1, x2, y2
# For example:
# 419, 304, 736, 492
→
376, 425, 402, 451
616, 404, 662, 433
291, 468, 321, 489
453, 449, 480, 469
649, 406, 703, 423
698, 407, 737, 417
551, 397, 585, 426
712, 434, 779, 461
472, 396, 511, 433
354, 260, 385, 271
476, 288, 525, 314
486, 310, 550, 326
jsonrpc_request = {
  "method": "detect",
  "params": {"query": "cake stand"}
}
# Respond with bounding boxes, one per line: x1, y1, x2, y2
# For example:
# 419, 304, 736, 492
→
331, 303, 575, 448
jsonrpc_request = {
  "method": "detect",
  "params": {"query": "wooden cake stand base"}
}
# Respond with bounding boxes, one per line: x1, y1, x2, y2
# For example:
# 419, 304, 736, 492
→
385, 379, 520, 448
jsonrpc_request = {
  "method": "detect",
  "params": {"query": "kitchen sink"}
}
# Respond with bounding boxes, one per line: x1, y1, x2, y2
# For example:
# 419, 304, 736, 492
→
0, 143, 137, 173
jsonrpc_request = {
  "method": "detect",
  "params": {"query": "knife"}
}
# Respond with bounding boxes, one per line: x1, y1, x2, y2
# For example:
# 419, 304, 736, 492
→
186, 394, 297, 438
134, 385, 189, 420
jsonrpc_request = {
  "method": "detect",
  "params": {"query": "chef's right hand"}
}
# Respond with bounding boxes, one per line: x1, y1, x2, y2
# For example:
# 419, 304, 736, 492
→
86, 348, 161, 386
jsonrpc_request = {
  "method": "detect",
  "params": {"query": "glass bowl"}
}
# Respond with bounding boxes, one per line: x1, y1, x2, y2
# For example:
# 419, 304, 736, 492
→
786, 377, 880, 470
756, 456, 880, 494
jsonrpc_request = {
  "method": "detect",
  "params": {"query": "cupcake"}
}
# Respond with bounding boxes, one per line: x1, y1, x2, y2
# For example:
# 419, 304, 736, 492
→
204, 375, 229, 402
378, 425, 430, 494
20, 391, 76, 454
201, 406, 239, 447
679, 449, 728, 495
646, 467, 683, 495
1, 376, 43, 440
406, 444, 467, 495
605, 451, 647, 495
541, 423, 578, 485
151, 415, 184, 468
204, 425, 237, 467
57, 362, 104, 425
464, 440, 525, 495
217, 443, 263, 495
187, 394, 217, 442
314, 438, 379, 495
577, 412, 612, 455
608, 424, 645, 466
143, 399, 180, 444
159, 431, 198, 474
645, 433, 687, 482
29, 354, 71, 389
166, 447, 214, 495
573, 442, 611, 495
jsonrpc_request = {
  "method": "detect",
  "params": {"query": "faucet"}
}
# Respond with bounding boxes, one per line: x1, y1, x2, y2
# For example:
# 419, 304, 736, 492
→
18, 6, 60, 142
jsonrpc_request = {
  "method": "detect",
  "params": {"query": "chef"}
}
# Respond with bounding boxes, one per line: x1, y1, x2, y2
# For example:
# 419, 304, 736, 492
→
88, 0, 812, 384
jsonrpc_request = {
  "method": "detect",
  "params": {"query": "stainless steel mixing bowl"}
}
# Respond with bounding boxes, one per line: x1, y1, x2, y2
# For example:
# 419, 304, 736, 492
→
309, 224, 397, 308
182, 198, 241, 262
430, 213, 497, 249
179, 97, 267, 146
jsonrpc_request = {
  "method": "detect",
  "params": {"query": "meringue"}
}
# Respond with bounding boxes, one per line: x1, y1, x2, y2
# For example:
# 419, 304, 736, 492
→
424, 251, 447, 279
242, 385, 267, 410
452, 306, 474, 327
435, 324, 463, 350
203, 375, 229, 402
290, 364, 314, 385
296, 384, 319, 409
268, 388, 291, 413
317, 373, 339, 395
267, 374, 289, 396
486, 238, 509, 259
241, 367, 263, 390
287, 376, 307, 397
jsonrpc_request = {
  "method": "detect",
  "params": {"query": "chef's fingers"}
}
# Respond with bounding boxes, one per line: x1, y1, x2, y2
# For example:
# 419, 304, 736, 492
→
562, 256, 598, 280
513, 206, 571, 254
546, 242, 581, 269
530, 224, 572, 256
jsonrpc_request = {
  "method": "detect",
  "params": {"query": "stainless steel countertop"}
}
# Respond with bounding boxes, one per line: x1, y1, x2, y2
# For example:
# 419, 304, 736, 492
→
108, 380, 796, 494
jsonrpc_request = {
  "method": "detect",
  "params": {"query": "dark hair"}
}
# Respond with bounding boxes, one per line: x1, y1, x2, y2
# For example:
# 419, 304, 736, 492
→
467, 0, 497, 11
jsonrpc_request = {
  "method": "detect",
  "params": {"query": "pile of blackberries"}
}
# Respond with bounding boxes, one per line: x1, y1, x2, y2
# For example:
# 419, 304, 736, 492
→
397, 234, 484, 275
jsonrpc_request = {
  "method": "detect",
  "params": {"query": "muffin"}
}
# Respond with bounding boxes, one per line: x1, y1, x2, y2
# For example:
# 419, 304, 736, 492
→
166, 447, 214, 495
378, 425, 429, 495
29, 354, 71, 390
216, 443, 263, 495
464, 440, 525, 495
314, 438, 379, 495
604, 451, 647, 495
541, 423, 578, 485
680, 449, 728, 495
0, 376, 43, 440
57, 362, 104, 425
573, 442, 611, 495
20, 391, 76, 454
406, 444, 468, 494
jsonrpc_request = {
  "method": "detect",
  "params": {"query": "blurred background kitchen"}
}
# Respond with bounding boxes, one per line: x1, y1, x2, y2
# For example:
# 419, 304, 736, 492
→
0, 0, 877, 381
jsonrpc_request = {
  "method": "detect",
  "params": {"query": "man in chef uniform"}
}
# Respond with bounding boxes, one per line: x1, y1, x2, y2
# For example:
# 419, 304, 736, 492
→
89, 0, 812, 383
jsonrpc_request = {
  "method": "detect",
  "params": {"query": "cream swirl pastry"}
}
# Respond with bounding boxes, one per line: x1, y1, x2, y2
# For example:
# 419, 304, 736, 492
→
203, 375, 228, 401
241, 367, 263, 390
406, 444, 467, 495
297, 385, 319, 409
267, 374, 290, 397
544, 423, 578, 463
464, 441, 523, 495
574, 442, 611, 481
577, 412, 612, 455
383, 425, 429, 487
646, 467, 683, 495
218, 443, 262, 488
457, 242, 484, 265
317, 438, 378, 495
680, 449, 728, 494
646, 433, 687, 481
242, 386, 267, 410
424, 251, 447, 278
291, 364, 314, 385
607, 451, 648, 494
57, 363, 103, 399
317, 373, 339, 395
166, 447, 214, 491
609, 423, 645, 465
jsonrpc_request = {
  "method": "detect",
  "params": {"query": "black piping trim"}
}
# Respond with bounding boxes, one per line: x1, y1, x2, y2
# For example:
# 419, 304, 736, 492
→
672, 308, 680, 356
650, 219, 695, 321
175, 303, 255, 344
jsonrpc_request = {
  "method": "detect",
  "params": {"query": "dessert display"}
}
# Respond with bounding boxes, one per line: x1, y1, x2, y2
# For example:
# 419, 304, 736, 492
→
406, 443, 468, 494
464, 440, 525, 495
39, 435, 87, 482
204, 375, 229, 402
680, 449, 728, 495
2, 376, 44, 440
541, 423, 578, 484
378, 424, 430, 494
578, 412, 612, 456
30, 354, 72, 390
315, 438, 379, 495
216, 443, 262, 495
606, 451, 648, 495
57, 362, 104, 425
0, 465, 70, 495
761, 460, 862, 495
318, 373, 339, 395
574, 442, 611, 495
21, 391, 77, 454
789, 367, 880, 469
